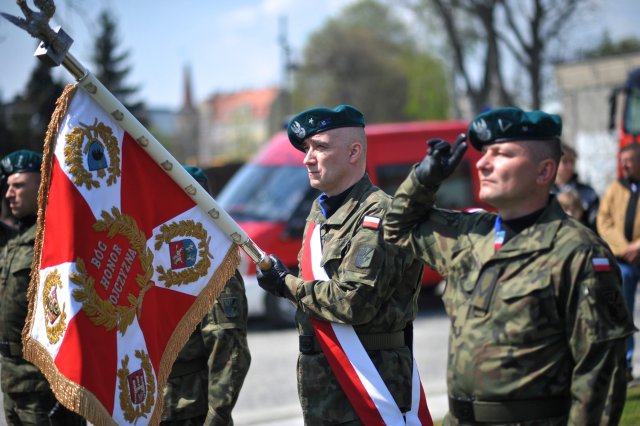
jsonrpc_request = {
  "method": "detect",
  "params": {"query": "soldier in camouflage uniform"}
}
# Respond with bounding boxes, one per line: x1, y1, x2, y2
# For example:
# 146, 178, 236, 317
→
0, 150, 85, 425
385, 107, 635, 425
256, 105, 424, 425
161, 166, 251, 426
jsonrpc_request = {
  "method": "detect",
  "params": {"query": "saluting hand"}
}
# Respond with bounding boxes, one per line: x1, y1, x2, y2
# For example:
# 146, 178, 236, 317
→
415, 133, 467, 187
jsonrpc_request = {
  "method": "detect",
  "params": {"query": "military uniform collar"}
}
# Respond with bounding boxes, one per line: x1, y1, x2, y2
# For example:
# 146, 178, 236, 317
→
489, 197, 565, 258
309, 174, 372, 226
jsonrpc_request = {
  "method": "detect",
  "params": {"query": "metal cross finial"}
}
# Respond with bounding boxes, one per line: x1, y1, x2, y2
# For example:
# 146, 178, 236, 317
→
1, 0, 73, 66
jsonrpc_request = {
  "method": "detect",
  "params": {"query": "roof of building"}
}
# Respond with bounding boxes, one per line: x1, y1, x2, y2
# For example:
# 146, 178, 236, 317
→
205, 87, 280, 122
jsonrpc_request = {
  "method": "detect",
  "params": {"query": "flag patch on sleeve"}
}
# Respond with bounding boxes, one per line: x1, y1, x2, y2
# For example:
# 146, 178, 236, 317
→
362, 215, 381, 230
592, 258, 611, 272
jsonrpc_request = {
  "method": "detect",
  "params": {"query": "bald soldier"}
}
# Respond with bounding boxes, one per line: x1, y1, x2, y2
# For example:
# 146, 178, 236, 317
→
0, 150, 85, 425
385, 107, 634, 424
256, 105, 427, 425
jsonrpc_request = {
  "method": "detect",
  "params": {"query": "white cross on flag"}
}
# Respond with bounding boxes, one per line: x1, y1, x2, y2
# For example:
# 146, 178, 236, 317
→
23, 85, 239, 425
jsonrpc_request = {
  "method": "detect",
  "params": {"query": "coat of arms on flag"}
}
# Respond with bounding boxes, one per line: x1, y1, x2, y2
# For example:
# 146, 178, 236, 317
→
22, 84, 239, 425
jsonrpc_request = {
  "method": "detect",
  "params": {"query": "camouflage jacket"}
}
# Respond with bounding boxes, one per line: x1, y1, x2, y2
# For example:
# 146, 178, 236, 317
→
161, 271, 251, 426
385, 169, 635, 425
284, 174, 423, 425
0, 221, 17, 301
0, 221, 53, 393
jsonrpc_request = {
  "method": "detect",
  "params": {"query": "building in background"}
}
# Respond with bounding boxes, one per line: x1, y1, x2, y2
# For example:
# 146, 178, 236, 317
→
197, 87, 288, 164
555, 50, 640, 195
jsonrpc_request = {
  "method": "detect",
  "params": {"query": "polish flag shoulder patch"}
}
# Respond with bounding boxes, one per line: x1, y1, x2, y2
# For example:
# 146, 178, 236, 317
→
362, 215, 381, 230
592, 257, 611, 272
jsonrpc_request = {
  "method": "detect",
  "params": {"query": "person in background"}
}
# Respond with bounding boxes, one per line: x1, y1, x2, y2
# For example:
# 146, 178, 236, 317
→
551, 142, 599, 231
556, 189, 585, 221
0, 150, 85, 425
255, 105, 427, 425
385, 107, 633, 424
597, 142, 640, 382
160, 165, 251, 426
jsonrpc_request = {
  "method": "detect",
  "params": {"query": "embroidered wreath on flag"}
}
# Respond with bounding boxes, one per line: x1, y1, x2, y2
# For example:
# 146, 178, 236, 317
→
43, 269, 68, 344
154, 219, 213, 288
117, 350, 155, 422
64, 118, 121, 190
71, 207, 154, 335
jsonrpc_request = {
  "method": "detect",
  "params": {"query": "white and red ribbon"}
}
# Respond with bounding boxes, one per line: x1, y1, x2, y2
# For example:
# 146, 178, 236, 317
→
302, 221, 432, 425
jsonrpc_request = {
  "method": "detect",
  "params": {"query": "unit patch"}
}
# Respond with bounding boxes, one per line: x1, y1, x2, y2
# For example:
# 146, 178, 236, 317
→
221, 297, 239, 319
354, 246, 375, 268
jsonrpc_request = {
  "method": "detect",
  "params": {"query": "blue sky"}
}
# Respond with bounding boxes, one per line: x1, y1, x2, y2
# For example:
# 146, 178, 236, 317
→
1, 0, 639, 110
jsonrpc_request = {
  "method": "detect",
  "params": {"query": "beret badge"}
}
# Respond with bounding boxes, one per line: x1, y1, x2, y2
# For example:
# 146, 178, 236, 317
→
290, 121, 306, 140
472, 118, 492, 142
286, 104, 365, 152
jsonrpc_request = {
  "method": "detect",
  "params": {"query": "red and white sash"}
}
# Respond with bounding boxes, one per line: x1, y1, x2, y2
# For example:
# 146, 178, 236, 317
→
301, 222, 433, 426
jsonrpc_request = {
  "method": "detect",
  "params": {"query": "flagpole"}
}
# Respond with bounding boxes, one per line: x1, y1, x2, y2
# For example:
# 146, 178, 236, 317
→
0, 5, 272, 270
59, 52, 272, 270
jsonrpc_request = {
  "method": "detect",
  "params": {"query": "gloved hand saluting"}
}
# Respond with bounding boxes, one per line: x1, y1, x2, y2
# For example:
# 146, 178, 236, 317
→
415, 133, 467, 187
256, 254, 291, 298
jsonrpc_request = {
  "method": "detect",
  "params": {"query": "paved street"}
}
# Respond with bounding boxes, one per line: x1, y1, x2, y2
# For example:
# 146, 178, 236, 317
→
233, 294, 449, 426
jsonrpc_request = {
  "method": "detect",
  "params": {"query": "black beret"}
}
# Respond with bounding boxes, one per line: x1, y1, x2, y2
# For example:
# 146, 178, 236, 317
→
468, 107, 562, 150
287, 105, 365, 152
1, 149, 42, 177
183, 165, 209, 191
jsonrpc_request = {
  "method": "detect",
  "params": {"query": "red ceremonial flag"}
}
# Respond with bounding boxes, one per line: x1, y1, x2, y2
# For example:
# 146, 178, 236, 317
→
22, 84, 240, 425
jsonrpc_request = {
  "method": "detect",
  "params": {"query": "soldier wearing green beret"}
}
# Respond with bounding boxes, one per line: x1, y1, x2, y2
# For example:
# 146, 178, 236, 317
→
160, 165, 251, 426
256, 105, 425, 425
0, 150, 85, 425
384, 107, 634, 424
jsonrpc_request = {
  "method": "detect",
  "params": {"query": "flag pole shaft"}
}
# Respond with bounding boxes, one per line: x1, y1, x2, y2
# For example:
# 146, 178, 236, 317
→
60, 53, 272, 270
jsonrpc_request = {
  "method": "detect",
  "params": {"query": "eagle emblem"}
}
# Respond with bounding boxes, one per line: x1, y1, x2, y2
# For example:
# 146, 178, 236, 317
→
472, 118, 492, 142
290, 120, 306, 139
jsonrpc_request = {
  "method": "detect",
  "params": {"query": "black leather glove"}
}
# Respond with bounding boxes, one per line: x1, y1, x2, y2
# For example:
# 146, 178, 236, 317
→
256, 254, 290, 298
415, 133, 467, 187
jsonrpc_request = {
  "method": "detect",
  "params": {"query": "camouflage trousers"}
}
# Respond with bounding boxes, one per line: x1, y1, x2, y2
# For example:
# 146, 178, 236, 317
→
2, 391, 86, 426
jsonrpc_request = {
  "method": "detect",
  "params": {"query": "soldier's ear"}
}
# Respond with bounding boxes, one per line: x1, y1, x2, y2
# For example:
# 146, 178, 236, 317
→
348, 142, 362, 164
536, 159, 556, 185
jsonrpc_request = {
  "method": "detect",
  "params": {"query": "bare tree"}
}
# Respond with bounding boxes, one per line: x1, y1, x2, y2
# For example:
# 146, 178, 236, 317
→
399, 0, 589, 114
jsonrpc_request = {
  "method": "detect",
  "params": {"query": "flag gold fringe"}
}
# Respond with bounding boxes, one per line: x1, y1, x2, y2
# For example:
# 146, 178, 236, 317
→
22, 83, 117, 425
149, 246, 240, 425
20, 82, 242, 426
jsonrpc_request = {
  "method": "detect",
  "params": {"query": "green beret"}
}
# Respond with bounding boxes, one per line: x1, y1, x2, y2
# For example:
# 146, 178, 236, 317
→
183, 165, 210, 192
468, 107, 562, 150
1, 149, 42, 177
287, 105, 365, 152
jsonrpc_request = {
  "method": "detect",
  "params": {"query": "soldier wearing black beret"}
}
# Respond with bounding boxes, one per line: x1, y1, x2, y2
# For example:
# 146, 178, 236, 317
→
0, 150, 86, 425
256, 105, 427, 424
385, 107, 634, 424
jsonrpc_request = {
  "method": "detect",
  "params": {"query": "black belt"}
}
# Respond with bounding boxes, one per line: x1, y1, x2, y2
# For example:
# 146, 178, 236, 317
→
0, 341, 22, 358
299, 331, 405, 354
449, 396, 570, 423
